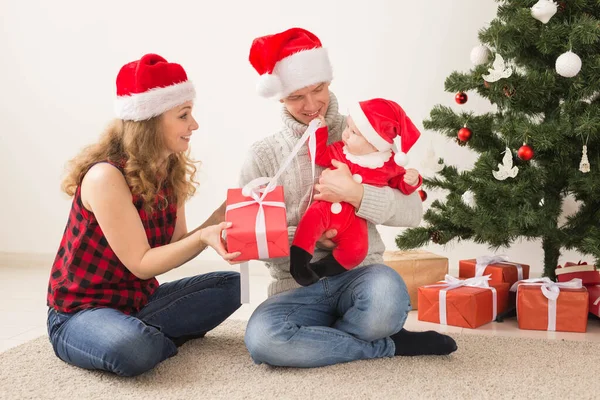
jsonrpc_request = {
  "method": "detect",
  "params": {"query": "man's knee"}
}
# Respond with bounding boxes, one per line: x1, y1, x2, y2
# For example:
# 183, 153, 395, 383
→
245, 311, 297, 366
352, 265, 411, 341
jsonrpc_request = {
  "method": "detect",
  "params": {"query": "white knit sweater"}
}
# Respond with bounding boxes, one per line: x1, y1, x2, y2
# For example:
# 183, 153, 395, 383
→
239, 92, 423, 296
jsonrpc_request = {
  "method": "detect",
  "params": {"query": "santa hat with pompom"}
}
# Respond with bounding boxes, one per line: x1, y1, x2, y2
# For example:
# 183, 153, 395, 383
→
348, 98, 421, 166
114, 53, 196, 121
249, 28, 333, 99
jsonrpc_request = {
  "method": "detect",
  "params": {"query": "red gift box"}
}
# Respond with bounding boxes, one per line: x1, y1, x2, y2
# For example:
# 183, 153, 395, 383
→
418, 275, 509, 329
589, 285, 600, 318
459, 255, 529, 287
511, 278, 589, 333
555, 261, 600, 286
225, 185, 289, 262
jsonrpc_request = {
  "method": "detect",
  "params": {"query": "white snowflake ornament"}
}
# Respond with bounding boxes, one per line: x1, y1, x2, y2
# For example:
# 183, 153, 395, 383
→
470, 45, 491, 66
556, 51, 582, 78
492, 147, 519, 180
482, 54, 513, 82
531, 0, 558, 24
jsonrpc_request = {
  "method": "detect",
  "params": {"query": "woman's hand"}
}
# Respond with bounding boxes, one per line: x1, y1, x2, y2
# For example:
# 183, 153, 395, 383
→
199, 222, 242, 264
313, 159, 364, 208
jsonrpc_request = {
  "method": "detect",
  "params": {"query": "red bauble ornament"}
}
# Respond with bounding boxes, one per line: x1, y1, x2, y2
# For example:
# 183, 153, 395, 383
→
518, 144, 534, 161
483, 80, 491, 88
458, 126, 472, 142
455, 92, 468, 104
418, 189, 427, 201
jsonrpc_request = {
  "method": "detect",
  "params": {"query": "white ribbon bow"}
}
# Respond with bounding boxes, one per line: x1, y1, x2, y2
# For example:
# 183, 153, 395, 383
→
426, 274, 497, 325
510, 278, 583, 331
475, 254, 524, 281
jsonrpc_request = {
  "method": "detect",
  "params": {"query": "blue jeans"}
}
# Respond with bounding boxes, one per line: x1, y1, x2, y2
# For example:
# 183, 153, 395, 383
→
244, 264, 410, 367
47, 271, 240, 376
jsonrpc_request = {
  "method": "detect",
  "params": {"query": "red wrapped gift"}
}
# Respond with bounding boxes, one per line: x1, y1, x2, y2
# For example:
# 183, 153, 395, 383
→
459, 255, 530, 287
510, 278, 589, 333
589, 285, 600, 318
555, 261, 600, 286
418, 275, 509, 329
225, 183, 288, 262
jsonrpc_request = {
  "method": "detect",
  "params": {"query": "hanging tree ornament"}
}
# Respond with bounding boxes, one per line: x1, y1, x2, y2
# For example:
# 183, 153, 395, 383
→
430, 230, 442, 244
418, 189, 428, 202
556, 50, 582, 78
493, 147, 519, 180
421, 141, 444, 173
462, 190, 476, 208
482, 53, 513, 82
455, 91, 468, 104
457, 124, 473, 142
580, 135, 591, 173
531, 0, 558, 24
470, 44, 491, 66
517, 143, 535, 161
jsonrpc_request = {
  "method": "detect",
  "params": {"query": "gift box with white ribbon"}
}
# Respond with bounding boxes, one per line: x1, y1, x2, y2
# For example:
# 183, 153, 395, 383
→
459, 255, 530, 288
418, 275, 509, 329
510, 278, 589, 333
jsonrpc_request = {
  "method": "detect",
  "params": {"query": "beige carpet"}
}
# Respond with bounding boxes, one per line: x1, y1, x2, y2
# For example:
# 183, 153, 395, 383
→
0, 320, 597, 400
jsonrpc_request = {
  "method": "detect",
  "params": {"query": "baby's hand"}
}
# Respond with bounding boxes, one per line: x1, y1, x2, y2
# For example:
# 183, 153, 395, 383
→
317, 115, 326, 127
403, 168, 420, 186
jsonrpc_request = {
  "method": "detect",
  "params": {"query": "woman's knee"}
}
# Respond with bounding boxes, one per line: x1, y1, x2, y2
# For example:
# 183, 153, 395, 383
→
108, 329, 176, 376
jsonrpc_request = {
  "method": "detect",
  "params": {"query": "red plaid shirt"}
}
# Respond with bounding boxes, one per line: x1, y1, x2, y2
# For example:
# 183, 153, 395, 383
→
47, 161, 177, 315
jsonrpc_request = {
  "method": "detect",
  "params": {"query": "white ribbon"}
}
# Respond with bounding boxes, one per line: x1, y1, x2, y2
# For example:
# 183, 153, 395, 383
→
475, 254, 524, 280
426, 275, 497, 325
509, 278, 583, 331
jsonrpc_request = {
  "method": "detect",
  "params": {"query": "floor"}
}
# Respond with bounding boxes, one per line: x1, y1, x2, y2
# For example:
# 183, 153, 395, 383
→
1, 253, 599, 353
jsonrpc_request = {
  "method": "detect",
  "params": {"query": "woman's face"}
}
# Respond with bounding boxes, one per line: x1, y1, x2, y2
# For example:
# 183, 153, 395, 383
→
281, 82, 330, 125
160, 101, 199, 157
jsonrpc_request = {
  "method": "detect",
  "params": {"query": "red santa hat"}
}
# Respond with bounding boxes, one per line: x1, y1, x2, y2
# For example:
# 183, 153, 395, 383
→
114, 53, 196, 121
249, 28, 333, 99
348, 98, 421, 166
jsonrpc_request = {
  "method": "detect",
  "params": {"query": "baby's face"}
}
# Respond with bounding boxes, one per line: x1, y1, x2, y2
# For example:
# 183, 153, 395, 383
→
342, 116, 378, 155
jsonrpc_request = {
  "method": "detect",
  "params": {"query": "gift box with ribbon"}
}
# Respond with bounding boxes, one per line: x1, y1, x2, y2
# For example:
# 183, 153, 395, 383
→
418, 275, 509, 329
510, 278, 589, 333
225, 119, 321, 304
555, 261, 600, 286
459, 255, 530, 287
588, 285, 600, 318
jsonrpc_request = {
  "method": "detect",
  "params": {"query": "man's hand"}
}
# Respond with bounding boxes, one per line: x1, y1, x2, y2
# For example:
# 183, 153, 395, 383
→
403, 168, 420, 186
313, 159, 364, 208
316, 229, 337, 250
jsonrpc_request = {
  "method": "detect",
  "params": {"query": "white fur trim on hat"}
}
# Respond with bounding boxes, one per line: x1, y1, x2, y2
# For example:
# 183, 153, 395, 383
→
114, 80, 196, 121
348, 102, 391, 152
272, 47, 333, 99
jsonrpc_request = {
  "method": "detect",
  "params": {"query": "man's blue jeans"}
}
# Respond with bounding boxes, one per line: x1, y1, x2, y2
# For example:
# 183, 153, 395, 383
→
47, 271, 241, 376
244, 264, 410, 367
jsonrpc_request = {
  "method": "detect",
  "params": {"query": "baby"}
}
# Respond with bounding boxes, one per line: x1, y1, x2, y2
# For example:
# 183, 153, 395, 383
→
290, 98, 422, 286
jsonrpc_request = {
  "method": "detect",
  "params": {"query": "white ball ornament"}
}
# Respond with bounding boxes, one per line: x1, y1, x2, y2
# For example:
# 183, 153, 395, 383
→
462, 190, 476, 208
470, 45, 491, 66
556, 51, 582, 78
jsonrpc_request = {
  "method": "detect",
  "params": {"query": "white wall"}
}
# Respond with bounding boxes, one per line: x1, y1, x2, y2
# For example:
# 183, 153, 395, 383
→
0, 0, 590, 274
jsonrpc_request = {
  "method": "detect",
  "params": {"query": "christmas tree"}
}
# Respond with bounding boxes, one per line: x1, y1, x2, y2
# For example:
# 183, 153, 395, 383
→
396, 0, 600, 280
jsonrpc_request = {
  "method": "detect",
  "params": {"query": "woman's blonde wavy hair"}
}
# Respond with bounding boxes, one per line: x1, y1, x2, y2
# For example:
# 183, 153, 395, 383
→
61, 117, 199, 212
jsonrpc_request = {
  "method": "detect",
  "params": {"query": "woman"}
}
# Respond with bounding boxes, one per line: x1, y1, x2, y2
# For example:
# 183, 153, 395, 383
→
46, 53, 241, 377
